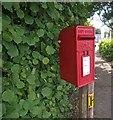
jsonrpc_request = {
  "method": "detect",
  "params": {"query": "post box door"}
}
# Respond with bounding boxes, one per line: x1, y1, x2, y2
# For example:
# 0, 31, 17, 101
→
76, 51, 94, 87
75, 26, 95, 87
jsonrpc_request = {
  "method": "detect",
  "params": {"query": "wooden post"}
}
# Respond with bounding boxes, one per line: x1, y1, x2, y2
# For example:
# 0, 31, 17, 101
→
88, 82, 94, 118
79, 85, 88, 118
79, 82, 94, 118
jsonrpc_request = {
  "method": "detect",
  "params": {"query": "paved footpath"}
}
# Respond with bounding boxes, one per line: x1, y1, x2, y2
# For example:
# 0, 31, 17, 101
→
94, 51, 112, 118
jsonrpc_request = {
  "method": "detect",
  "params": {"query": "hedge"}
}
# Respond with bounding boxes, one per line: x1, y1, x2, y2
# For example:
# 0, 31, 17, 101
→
2, 2, 94, 118
99, 39, 113, 62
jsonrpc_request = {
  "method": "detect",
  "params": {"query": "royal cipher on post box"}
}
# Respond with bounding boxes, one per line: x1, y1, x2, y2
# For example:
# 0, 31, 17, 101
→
59, 26, 95, 88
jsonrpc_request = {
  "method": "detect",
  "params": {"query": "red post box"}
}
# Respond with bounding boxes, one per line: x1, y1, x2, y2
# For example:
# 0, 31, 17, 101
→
59, 26, 95, 88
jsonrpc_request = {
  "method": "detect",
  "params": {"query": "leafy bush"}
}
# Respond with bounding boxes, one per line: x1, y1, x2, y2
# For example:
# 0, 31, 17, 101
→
2, 2, 94, 118
99, 39, 113, 61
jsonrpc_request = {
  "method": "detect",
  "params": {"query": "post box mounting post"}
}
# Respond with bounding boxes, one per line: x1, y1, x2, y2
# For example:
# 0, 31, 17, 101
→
79, 82, 94, 118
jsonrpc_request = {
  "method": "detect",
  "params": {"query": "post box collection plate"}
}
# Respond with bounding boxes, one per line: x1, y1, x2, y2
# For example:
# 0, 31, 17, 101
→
83, 56, 90, 77
59, 26, 95, 88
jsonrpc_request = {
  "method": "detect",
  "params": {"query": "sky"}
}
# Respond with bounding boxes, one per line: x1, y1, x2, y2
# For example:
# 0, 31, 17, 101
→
89, 12, 110, 32
89, 12, 111, 39
90, 13, 103, 29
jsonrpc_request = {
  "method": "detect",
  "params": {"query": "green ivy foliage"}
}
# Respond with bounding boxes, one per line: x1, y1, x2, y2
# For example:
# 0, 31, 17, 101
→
2, 2, 94, 118
99, 39, 113, 61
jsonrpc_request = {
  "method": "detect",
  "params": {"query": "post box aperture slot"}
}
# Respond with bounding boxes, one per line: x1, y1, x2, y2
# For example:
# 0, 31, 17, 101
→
79, 36, 95, 40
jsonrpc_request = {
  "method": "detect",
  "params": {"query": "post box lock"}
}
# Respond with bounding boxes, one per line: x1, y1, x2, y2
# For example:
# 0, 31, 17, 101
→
59, 26, 95, 88
85, 50, 89, 56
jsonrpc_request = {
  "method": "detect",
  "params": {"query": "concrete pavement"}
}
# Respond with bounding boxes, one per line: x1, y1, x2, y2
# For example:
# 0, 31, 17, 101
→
94, 50, 112, 118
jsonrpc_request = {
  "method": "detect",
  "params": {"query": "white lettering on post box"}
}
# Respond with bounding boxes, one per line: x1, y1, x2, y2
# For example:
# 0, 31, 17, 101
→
83, 56, 90, 76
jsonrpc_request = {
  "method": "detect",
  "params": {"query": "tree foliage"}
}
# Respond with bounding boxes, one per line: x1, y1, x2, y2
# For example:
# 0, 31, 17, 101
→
96, 28, 101, 34
2, 2, 96, 118
93, 2, 113, 29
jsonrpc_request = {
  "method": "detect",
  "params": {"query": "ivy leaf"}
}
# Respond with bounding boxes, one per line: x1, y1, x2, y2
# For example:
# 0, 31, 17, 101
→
41, 42, 46, 53
35, 18, 45, 28
33, 99, 40, 106
47, 9, 60, 20
47, 32, 54, 39
42, 111, 51, 118
16, 80, 25, 89
32, 51, 40, 59
23, 100, 30, 110
27, 37, 36, 46
51, 65, 57, 71
13, 35, 22, 44
41, 3, 48, 9
2, 14, 11, 27
41, 87, 52, 97
60, 107, 65, 112
28, 91, 36, 100
54, 3, 63, 11
18, 44, 29, 53
13, 3, 20, 10
55, 91, 63, 100
41, 72, 47, 79
50, 108, 57, 117
30, 106, 41, 116
8, 26, 17, 36
11, 64, 20, 74
3, 32, 13, 42
5, 110, 19, 118
30, 3, 39, 13
3, 3, 13, 11
27, 75, 35, 84
57, 85, 63, 90
19, 99, 25, 108
24, 15, 34, 24
23, 35, 35, 46
46, 22, 53, 30
7, 44, 19, 58
33, 36, 40, 43
7, 26, 22, 44
3, 41, 19, 58
14, 25, 25, 36
42, 57, 49, 64
32, 59, 39, 65
19, 109, 28, 117
16, 9, 24, 18
2, 89, 15, 103
20, 72, 27, 78
53, 10, 60, 20
37, 29, 44, 37
46, 46, 55, 55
